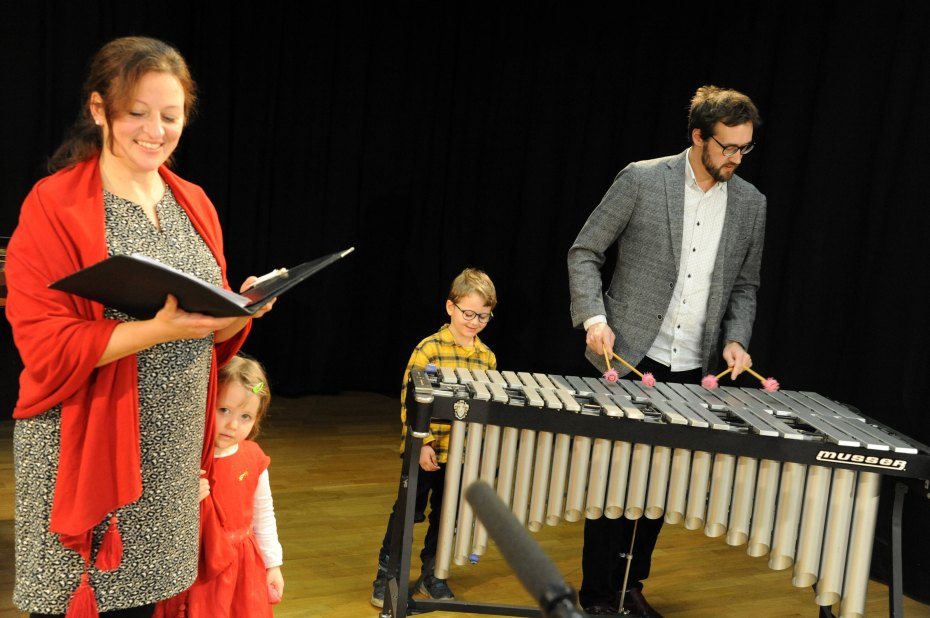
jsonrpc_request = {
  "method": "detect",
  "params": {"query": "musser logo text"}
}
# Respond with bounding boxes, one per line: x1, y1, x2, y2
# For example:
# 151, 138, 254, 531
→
816, 450, 907, 471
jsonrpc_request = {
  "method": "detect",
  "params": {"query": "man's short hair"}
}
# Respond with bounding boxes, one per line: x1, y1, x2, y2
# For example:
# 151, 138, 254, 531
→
688, 85, 762, 142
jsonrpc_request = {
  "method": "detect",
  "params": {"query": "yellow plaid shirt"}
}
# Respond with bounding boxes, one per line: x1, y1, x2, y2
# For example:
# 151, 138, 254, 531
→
399, 324, 497, 463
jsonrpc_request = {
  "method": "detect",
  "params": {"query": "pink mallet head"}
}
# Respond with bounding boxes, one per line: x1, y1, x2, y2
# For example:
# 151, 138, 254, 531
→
701, 374, 719, 389
641, 372, 656, 388
762, 377, 780, 392
603, 368, 619, 382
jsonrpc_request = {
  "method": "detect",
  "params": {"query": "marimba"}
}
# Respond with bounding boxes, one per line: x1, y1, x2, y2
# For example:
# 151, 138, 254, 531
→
380, 368, 930, 618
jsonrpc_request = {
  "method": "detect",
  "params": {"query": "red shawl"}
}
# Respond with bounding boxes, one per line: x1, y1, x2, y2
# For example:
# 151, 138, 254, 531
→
5, 157, 249, 613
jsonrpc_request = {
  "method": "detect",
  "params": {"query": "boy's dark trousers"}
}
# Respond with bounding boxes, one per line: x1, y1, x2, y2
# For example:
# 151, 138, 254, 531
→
379, 463, 447, 571
579, 357, 703, 607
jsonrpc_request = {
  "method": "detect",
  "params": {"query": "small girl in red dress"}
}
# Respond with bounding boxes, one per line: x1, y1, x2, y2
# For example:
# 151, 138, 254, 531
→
157, 354, 284, 617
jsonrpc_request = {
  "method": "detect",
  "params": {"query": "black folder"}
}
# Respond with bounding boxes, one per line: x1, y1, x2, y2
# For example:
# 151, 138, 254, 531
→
49, 247, 354, 319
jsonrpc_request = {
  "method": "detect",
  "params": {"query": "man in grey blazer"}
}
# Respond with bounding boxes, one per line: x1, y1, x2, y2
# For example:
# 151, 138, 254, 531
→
567, 86, 766, 617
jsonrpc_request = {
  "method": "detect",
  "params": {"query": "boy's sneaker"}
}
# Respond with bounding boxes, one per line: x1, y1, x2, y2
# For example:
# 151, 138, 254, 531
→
371, 553, 390, 608
371, 576, 387, 608
416, 573, 455, 600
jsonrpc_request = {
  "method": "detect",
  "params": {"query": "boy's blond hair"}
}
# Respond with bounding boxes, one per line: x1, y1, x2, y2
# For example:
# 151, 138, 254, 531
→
218, 354, 272, 440
448, 268, 497, 308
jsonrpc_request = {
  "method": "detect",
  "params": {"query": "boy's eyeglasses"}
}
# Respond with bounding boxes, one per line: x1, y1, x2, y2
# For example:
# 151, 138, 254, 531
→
453, 302, 493, 323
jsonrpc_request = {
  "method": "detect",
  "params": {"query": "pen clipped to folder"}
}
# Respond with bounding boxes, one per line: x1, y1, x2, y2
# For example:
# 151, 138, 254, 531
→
246, 268, 289, 291
242, 248, 354, 296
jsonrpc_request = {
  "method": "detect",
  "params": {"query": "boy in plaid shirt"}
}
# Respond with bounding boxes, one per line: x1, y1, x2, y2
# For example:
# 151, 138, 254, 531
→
371, 268, 498, 608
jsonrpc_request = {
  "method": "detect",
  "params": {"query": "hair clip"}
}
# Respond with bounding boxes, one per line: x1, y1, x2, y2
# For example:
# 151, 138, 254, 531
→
251, 382, 265, 395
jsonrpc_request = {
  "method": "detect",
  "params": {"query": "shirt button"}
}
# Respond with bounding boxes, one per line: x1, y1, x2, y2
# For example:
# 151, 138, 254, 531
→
657, 314, 663, 320
692, 247, 696, 252
668, 282, 674, 289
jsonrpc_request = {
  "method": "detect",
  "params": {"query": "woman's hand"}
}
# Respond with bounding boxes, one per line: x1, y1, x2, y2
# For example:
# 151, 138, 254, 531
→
213, 278, 277, 342
152, 294, 238, 341
239, 276, 276, 318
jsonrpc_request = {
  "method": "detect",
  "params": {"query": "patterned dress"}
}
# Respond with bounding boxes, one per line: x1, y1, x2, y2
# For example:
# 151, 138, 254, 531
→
14, 186, 220, 613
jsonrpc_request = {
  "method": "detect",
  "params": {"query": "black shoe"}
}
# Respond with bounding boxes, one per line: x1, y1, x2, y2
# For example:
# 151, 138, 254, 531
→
416, 573, 455, 600
621, 588, 663, 618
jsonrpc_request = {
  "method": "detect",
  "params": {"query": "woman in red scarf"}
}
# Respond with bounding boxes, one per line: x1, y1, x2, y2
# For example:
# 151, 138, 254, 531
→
6, 37, 273, 618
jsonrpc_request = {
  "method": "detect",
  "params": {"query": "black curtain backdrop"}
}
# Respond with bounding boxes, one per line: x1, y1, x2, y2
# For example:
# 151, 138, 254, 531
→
2, 0, 929, 600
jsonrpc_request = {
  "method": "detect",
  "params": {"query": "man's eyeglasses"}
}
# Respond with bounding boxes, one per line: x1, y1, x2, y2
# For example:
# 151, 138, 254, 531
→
711, 135, 755, 157
453, 302, 493, 323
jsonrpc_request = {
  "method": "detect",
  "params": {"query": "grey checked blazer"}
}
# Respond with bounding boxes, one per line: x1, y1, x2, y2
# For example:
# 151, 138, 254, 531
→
568, 149, 766, 374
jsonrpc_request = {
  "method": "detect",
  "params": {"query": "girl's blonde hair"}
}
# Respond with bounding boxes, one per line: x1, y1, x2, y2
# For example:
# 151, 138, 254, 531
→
218, 354, 271, 439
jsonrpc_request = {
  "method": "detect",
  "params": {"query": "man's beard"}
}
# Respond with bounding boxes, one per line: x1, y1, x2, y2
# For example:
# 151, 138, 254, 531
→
701, 147, 738, 183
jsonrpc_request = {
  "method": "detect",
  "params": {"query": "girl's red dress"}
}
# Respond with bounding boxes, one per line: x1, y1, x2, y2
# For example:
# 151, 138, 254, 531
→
156, 440, 274, 618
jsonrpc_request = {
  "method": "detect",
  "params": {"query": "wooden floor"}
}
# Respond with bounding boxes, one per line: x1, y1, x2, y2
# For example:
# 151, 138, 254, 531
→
0, 392, 927, 617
